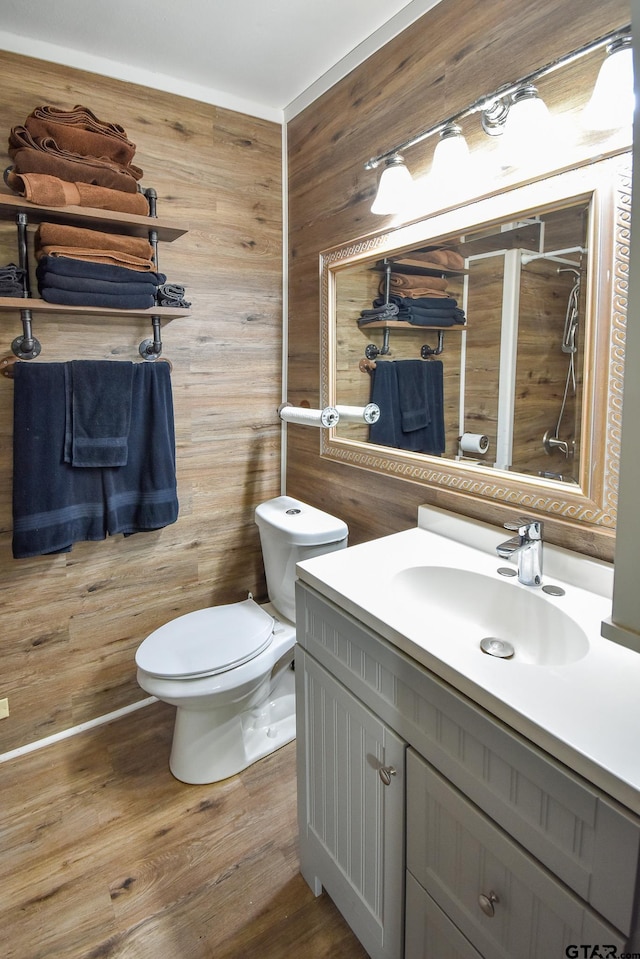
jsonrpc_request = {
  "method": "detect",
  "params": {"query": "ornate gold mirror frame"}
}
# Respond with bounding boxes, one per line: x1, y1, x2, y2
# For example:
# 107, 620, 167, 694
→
320, 155, 629, 537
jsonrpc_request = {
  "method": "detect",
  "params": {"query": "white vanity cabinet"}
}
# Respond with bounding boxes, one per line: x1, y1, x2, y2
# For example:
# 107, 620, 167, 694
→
295, 581, 639, 959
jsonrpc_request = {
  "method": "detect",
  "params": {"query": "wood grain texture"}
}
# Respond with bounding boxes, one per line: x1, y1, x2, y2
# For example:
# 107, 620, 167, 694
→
0, 703, 367, 959
0, 50, 283, 751
286, 0, 629, 561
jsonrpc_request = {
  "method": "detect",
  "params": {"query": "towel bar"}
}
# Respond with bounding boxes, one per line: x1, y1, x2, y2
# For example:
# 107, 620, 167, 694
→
361, 330, 445, 370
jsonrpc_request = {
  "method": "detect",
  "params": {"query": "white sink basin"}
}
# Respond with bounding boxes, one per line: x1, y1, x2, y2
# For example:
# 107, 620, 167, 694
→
390, 566, 590, 666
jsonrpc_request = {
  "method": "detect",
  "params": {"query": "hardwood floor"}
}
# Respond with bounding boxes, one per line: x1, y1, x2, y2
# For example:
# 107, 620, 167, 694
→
1, 701, 369, 959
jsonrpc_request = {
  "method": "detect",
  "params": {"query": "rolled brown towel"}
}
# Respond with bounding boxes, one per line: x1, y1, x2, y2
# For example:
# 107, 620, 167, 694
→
6, 170, 150, 216
24, 104, 136, 166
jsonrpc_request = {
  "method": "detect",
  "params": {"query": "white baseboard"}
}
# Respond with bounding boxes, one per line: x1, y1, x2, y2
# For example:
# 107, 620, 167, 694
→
0, 696, 158, 764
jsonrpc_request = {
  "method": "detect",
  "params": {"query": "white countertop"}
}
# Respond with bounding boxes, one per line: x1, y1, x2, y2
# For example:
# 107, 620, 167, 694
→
296, 508, 640, 816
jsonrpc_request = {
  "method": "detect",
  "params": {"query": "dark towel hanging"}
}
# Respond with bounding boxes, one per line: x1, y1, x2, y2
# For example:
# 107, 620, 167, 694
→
12, 361, 178, 559
368, 359, 445, 455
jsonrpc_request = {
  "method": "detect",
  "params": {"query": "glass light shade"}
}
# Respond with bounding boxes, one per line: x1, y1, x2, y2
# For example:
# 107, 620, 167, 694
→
582, 39, 634, 131
371, 156, 414, 214
500, 86, 552, 167
431, 125, 471, 179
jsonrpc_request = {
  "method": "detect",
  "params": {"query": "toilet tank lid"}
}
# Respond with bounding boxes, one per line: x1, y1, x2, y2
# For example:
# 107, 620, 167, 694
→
135, 599, 274, 679
255, 496, 348, 546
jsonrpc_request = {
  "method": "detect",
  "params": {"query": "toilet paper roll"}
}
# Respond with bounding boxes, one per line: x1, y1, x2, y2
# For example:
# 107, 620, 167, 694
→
335, 404, 380, 425
279, 405, 339, 428
460, 432, 490, 454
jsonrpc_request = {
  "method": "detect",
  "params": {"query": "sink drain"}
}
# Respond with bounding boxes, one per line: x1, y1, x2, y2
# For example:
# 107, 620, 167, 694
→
480, 637, 515, 658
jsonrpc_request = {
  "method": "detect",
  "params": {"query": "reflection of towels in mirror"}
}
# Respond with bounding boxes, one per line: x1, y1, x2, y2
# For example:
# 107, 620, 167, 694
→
369, 360, 445, 454
380, 274, 450, 298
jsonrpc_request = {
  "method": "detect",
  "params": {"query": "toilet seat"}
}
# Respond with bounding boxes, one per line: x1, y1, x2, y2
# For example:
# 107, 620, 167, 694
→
135, 599, 274, 680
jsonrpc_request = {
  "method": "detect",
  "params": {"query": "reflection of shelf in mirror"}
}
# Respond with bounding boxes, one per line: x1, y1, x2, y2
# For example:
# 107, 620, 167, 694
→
359, 319, 466, 330
372, 258, 469, 276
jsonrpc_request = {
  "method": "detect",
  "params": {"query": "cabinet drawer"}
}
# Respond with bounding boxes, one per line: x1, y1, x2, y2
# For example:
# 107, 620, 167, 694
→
297, 583, 640, 934
407, 749, 626, 959
406, 871, 482, 959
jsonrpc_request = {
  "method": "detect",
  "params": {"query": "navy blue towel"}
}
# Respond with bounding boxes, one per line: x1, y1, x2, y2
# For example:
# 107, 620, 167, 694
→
36, 254, 166, 285
368, 359, 445, 454
369, 362, 401, 448
40, 287, 156, 310
12, 361, 178, 558
395, 359, 431, 433
64, 360, 133, 467
38, 271, 161, 297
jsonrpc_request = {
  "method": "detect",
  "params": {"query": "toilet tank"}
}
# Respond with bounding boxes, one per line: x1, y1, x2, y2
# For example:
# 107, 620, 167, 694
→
255, 495, 348, 623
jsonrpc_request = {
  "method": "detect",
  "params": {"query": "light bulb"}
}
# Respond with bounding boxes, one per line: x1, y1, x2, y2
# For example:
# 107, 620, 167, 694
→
431, 124, 471, 179
582, 37, 634, 131
500, 85, 552, 168
371, 155, 414, 215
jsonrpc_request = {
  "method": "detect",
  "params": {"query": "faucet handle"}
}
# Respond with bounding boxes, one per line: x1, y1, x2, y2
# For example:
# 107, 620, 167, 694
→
504, 516, 543, 537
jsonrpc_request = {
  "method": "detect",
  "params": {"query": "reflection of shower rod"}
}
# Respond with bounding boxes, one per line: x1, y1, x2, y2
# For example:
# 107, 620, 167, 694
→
520, 245, 586, 267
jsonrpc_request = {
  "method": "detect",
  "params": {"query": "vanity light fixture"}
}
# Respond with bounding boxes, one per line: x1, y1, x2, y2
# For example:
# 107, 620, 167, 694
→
367, 24, 632, 214
582, 36, 634, 130
370, 153, 414, 215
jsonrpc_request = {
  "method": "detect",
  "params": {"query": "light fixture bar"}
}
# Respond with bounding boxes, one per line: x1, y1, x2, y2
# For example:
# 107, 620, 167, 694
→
363, 23, 631, 171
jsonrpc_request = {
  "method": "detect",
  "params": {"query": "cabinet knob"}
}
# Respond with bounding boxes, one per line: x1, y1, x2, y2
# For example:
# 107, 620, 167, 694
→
478, 891, 499, 917
379, 765, 397, 786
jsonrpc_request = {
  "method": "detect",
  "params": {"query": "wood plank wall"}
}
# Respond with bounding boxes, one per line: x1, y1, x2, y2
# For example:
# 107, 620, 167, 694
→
286, 0, 629, 559
0, 52, 283, 752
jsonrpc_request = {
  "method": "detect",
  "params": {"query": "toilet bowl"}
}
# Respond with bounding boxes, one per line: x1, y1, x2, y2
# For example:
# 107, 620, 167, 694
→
135, 496, 348, 784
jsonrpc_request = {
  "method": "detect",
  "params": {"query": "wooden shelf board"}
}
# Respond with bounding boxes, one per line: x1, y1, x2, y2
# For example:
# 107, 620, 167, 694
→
359, 319, 466, 331
0, 191, 188, 241
0, 297, 190, 320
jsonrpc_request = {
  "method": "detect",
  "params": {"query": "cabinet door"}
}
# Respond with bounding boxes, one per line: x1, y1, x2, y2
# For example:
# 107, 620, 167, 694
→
406, 872, 483, 959
407, 749, 626, 959
296, 648, 405, 959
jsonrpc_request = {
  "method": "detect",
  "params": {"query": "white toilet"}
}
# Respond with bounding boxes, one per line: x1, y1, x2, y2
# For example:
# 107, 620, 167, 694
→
135, 495, 348, 784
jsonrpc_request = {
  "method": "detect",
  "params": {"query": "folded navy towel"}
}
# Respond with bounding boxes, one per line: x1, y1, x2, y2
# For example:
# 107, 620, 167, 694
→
36, 254, 166, 285
397, 308, 466, 326
374, 294, 459, 310
64, 360, 133, 467
40, 287, 156, 310
38, 271, 160, 297
12, 361, 178, 558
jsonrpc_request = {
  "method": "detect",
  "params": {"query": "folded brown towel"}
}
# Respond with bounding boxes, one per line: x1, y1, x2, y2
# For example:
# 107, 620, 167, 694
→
408, 248, 465, 270
7, 170, 149, 215
393, 287, 451, 299
36, 223, 154, 259
36, 248, 156, 271
24, 104, 136, 166
9, 145, 141, 194
386, 273, 449, 292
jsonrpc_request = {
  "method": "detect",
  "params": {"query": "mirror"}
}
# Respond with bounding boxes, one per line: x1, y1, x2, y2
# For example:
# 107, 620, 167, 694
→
320, 155, 629, 534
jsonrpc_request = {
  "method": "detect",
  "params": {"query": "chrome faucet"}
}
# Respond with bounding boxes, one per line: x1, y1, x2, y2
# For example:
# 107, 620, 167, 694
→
496, 518, 543, 587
